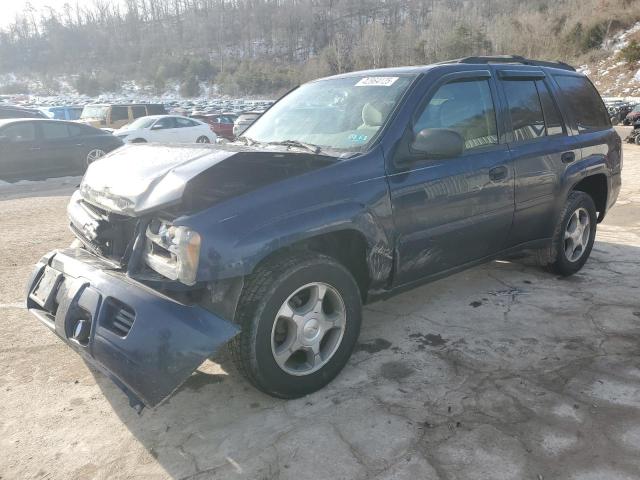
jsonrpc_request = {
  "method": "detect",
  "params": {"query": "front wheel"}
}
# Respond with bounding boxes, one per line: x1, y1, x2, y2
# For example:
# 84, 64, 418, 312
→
230, 252, 362, 398
548, 191, 597, 276
196, 135, 210, 143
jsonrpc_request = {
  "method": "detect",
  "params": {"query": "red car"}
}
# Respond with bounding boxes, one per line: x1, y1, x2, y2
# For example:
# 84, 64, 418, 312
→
190, 113, 237, 140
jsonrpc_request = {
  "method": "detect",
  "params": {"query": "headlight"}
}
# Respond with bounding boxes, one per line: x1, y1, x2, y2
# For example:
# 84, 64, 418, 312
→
144, 219, 201, 285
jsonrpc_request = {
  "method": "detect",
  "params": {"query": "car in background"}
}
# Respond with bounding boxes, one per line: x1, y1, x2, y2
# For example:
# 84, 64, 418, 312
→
0, 105, 48, 119
624, 104, 640, 125
190, 113, 237, 140
79, 103, 167, 129
113, 115, 216, 144
233, 111, 261, 138
39, 106, 84, 121
0, 119, 123, 181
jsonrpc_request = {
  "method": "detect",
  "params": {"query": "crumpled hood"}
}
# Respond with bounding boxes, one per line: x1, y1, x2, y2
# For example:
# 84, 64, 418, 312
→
79, 143, 336, 216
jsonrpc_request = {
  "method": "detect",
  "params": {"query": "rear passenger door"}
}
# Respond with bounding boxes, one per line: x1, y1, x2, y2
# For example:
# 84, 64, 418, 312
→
495, 67, 582, 246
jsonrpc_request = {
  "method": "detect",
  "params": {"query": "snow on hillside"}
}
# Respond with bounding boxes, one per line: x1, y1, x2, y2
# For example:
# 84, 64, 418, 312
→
581, 22, 640, 99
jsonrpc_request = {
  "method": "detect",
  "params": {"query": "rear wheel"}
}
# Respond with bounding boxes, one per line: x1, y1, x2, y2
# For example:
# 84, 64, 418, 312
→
85, 148, 105, 165
230, 252, 362, 398
548, 191, 597, 276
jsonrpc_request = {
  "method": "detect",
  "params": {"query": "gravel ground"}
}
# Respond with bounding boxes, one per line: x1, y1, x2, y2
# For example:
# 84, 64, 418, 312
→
1, 144, 640, 480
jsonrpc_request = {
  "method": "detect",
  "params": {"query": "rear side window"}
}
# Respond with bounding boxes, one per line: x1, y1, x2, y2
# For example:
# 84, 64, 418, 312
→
146, 104, 167, 115
536, 80, 565, 136
175, 117, 198, 128
132, 106, 146, 119
554, 75, 610, 132
41, 122, 70, 140
503, 80, 546, 141
414, 79, 498, 151
110, 106, 129, 122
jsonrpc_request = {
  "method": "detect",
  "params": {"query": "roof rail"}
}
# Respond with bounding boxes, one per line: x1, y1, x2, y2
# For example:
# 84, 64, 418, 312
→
439, 55, 576, 72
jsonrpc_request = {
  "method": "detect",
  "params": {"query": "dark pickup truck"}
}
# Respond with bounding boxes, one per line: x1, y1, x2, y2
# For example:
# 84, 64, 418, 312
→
26, 56, 621, 409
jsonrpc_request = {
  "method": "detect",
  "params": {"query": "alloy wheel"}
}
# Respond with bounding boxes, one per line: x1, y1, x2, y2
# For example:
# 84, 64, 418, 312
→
270, 282, 346, 376
564, 207, 591, 262
86, 148, 106, 165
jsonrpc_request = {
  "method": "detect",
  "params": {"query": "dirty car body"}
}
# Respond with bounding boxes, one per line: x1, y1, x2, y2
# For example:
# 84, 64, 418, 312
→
26, 56, 621, 408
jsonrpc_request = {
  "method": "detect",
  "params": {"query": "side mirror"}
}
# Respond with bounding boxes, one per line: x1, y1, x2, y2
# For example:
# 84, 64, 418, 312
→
151, 124, 163, 130
411, 128, 464, 158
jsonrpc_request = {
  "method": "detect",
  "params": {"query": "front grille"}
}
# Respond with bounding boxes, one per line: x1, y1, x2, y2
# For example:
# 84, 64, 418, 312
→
102, 298, 135, 337
68, 198, 138, 265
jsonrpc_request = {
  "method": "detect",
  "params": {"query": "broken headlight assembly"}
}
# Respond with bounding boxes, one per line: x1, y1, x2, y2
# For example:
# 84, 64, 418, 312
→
143, 219, 201, 285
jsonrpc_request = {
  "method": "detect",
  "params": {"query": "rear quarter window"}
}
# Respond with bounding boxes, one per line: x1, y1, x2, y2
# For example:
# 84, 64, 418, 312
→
554, 75, 610, 132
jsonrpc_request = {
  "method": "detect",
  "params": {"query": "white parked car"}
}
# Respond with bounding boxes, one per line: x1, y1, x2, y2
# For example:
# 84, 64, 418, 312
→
113, 115, 216, 144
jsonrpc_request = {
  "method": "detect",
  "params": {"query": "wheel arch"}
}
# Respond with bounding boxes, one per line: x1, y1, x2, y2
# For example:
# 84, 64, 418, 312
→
570, 173, 608, 222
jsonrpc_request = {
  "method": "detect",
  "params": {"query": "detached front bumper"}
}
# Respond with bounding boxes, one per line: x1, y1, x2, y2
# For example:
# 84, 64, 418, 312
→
26, 248, 239, 409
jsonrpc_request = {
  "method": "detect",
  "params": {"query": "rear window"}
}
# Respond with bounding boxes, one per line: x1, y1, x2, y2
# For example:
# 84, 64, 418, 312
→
554, 75, 610, 132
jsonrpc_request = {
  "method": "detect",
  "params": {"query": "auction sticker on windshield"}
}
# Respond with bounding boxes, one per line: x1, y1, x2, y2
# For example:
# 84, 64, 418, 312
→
355, 77, 399, 87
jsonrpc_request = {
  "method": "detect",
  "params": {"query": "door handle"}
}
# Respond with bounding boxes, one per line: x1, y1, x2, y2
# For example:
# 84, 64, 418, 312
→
561, 151, 576, 163
488, 165, 508, 181
30, 147, 41, 151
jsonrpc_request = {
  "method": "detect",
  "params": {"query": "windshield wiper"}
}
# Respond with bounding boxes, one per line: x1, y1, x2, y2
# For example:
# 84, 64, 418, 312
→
267, 139, 321, 154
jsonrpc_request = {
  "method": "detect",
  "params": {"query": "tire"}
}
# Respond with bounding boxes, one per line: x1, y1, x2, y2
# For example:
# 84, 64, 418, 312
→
196, 135, 210, 143
548, 191, 597, 276
131, 138, 147, 143
230, 251, 362, 398
635, 134, 640, 146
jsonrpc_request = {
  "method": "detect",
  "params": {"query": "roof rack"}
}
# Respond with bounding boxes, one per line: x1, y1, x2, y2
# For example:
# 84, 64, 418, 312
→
439, 55, 576, 72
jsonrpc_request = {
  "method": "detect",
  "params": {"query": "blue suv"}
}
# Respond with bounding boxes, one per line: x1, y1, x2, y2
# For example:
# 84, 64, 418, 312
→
26, 56, 621, 409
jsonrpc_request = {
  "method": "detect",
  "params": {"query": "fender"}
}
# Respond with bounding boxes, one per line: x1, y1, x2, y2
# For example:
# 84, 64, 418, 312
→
232, 199, 394, 286
192, 197, 394, 288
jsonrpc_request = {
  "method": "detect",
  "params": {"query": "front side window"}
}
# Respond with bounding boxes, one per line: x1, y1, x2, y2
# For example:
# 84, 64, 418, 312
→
2, 122, 36, 142
243, 74, 416, 152
41, 122, 70, 140
127, 117, 157, 130
554, 75, 610, 132
414, 79, 498, 151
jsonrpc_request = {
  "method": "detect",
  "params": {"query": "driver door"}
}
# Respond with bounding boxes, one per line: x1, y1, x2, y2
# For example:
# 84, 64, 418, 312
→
388, 71, 515, 286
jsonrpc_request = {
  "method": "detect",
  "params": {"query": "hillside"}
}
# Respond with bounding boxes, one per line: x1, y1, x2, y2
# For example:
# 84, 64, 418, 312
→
580, 22, 640, 98
1, 0, 640, 97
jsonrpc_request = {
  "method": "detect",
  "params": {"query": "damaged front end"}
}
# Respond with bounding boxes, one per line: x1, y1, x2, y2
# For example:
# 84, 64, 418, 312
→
25, 146, 248, 409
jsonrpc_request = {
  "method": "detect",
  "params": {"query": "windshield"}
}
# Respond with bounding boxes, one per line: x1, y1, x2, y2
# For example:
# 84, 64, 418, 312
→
242, 74, 416, 152
126, 117, 156, 130
81, 105, 108, 120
